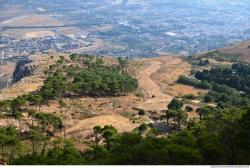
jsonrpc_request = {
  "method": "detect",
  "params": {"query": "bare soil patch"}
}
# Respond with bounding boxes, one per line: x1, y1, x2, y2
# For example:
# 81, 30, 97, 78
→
25, 30, 55, 39
66, 115, 139, 139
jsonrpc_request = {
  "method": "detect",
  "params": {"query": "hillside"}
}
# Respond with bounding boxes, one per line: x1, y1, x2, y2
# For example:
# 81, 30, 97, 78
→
218, 40, 250, 62
0, 52, 250, 165
0, 54, 201, 137
194, 40, 250, 63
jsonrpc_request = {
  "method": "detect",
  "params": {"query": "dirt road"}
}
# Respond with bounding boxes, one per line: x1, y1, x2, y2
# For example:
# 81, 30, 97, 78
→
137, 59, 173, 112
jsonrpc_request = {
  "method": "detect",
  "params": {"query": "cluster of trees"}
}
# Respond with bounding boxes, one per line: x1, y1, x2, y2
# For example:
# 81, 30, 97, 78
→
73, 66, 137, 96
0, 127, 20, 162
40, 55, 138, 100
177, 75, 210, 89
164, 99, 187, 131
179, 62, 250, 107
11, 106, 250, 165
204, 91, 249, 108
0, 94, 66, 163
195, 62, 250, 95
0, 107, 65, 163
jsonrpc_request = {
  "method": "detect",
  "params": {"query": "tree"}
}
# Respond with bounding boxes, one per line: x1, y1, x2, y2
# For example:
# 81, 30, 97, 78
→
10, 96, 26, 118
165, 110, 176, 128
204, 95, 213, 103
138, 109, 145, 116
234, 109, 250, 163
15, 112, 23, 136
28, 109, 36, 128
117, 57, 129, 72
69, 53, 78, 61
28, 95, 43, 112
93, 126, 102, 147
59, 100, 67, 139
166, 100, 187, 130
174, 110, 188, 130
163, 144, 202, 164
0, 127, 20, 162
0, 100, 10, 117
196, 107, 211, 120
101, 126, 118, 150
30, 127, 48, 155
168, 99, 183, 111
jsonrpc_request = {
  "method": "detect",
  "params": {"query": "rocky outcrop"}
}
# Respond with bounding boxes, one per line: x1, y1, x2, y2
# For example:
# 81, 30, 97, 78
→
12, 58, 34, 83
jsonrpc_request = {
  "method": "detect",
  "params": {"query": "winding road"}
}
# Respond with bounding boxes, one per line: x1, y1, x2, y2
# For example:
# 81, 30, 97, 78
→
137, 60, 173, 112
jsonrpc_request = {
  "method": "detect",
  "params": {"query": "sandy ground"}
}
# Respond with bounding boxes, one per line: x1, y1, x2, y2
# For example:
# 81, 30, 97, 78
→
66, 115, 139, 138
135, 56, 203, 112
150, 57, 205, 97
136, 59, 173, 112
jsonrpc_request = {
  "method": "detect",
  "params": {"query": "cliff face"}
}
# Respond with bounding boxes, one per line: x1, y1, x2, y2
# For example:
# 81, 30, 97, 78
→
12, 58, 34, 83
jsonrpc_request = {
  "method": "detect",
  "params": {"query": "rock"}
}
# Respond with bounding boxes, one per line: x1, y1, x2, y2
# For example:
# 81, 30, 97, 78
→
12, 58, 33, 83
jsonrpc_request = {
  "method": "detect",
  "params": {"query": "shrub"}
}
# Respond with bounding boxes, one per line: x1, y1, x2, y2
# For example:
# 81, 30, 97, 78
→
138, 109, 145, 116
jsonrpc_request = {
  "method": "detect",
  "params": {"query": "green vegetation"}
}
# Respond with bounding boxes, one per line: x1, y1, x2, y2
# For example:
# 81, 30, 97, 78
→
177, 75, 210, 89
10, 106, 250, 165
1, 54, 250, 165
0, 127, 20, 162
195, 62, 250, 95
73, 66, 137, 96
180, 59, 250, 108
35, 112, 63, 131
41, 55, 138, 99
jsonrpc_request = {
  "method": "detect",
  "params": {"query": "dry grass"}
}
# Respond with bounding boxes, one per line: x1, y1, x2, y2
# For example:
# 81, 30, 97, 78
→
66, 114, 139, 138
0, 55, 203, 140
218, 40, 250, 62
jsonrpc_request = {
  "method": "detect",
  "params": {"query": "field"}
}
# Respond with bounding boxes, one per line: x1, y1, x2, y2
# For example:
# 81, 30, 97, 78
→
1, 15, 62, 27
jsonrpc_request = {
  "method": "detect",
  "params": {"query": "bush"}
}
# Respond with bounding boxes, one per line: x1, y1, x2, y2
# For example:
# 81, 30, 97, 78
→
35, 112, 63, 130
185, 106, 193, 112
138, 109, 145, 116
204, 95, 213, 103
138, 123, 148, 132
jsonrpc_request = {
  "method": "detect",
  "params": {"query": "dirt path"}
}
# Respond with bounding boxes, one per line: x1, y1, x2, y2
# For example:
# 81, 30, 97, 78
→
136, 59, 173, 112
